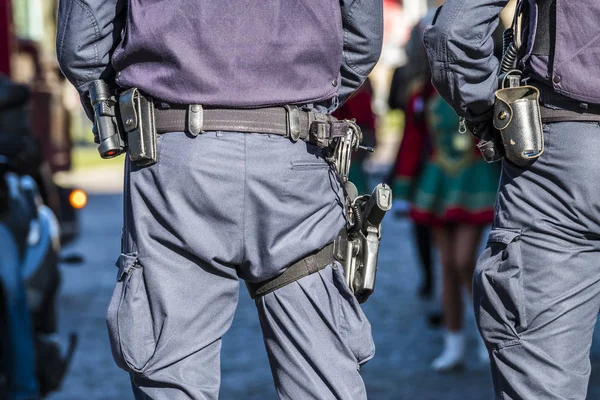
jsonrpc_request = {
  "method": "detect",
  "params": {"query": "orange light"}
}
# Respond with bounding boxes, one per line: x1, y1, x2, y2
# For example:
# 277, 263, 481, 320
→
69, 189, 88, 209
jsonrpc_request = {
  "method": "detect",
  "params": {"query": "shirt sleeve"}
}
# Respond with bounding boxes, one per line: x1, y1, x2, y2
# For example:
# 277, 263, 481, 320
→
337, 0, 384, 108
56, 0, 127, 99
422, 0, 508, 121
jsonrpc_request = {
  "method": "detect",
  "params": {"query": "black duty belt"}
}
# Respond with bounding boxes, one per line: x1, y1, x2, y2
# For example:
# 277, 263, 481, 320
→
540, 106, 600, 123
246, 243, 335, 299
152, 105, 350, 147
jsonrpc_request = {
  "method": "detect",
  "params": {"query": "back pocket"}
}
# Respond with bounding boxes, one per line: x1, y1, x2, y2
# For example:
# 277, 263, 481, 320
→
106, 253, 157, 374
290, 160, 331, 171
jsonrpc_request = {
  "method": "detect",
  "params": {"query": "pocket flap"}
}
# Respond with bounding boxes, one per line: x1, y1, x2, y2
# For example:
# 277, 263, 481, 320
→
115, 252, 138, 280
488, 228, 522, 245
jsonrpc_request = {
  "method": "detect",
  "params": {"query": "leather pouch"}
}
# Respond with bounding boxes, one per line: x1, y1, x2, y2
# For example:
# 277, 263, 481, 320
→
119, 88, 157, 167
493, 86, 544, 166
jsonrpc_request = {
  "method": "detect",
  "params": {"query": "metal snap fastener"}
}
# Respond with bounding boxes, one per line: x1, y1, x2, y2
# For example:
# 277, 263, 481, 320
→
484, 148, 496, 158
553, 75, 561, 84
332, 78, 338, 87
125, 118, 133, 126
498, 111, 508, 120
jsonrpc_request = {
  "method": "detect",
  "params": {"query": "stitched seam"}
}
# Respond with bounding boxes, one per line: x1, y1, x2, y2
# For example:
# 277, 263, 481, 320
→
442, 0, 463, 65
56, 0, 74, 66
206, 119, 285, 127
115, 270, 129, 370
426, 0, 466, 65
71, 0, 101, 86
161, 119, 286, 127
496, 339, 522, 350
212, 110, 286, 116
554, 31, 600, 69
342, 0, 370, 75
341, 1, 355, 71
475, 6, 497, 43
207, 127, 283, 134
291, 163, 329, 171
242, 134, 247, 264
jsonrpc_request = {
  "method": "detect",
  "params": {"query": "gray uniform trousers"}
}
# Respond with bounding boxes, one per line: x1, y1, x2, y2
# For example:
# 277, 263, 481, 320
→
106, 130, 375, 400
474, 121, 600, 399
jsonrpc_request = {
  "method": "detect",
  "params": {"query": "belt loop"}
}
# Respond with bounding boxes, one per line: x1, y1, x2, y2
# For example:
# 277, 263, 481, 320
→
308, 112, 331, 147
120, 88, 139, 133
285, 105, 301, 142
187, 104, 204, 137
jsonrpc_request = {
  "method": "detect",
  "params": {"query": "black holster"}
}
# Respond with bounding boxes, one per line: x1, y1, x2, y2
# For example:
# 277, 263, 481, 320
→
333, 183, 392, 303
119, 88, 158, 167
493, 86, 544, 166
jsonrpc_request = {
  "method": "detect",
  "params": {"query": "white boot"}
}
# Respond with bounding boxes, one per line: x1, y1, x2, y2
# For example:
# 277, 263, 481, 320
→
431, 331, 465, 372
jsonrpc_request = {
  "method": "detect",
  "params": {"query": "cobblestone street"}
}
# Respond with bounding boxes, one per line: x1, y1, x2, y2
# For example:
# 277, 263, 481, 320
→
47, 193, 600, 400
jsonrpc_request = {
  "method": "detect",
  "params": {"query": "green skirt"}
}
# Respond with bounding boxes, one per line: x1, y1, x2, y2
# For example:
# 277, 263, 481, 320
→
406, 159, 500, 226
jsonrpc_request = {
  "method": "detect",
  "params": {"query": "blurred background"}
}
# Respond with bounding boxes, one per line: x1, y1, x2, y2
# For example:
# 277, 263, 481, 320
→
3, 0, 600, 399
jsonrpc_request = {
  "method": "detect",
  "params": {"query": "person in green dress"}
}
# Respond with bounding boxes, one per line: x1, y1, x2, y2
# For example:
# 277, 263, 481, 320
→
392, 79, 500, 371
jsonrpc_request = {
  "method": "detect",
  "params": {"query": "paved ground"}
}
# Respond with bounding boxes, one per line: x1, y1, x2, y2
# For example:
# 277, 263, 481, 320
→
46, 190, 600, 400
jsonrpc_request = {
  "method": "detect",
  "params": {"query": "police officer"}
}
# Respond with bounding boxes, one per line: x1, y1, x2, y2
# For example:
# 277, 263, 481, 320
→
56, 0, 382, 399
424, 0, 600, 398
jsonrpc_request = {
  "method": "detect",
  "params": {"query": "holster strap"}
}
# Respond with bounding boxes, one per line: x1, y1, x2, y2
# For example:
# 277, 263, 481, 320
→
246, 243, 335, 299
152, 106, 349, 147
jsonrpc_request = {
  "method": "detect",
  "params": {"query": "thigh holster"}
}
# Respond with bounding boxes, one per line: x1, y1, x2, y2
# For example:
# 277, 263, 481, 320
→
246, 243, 335, 299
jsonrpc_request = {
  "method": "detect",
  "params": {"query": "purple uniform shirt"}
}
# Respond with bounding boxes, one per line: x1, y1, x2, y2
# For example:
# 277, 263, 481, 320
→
57, 0, 383, 112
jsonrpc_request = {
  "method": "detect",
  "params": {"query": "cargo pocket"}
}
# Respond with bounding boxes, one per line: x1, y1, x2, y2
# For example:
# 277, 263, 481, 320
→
106, 253, 157, 375
332, 263, 376, 366
474, 228, 527, 348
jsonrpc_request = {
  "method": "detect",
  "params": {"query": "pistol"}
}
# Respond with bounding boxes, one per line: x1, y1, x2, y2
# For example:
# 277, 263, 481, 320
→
335, 183, 392, 303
